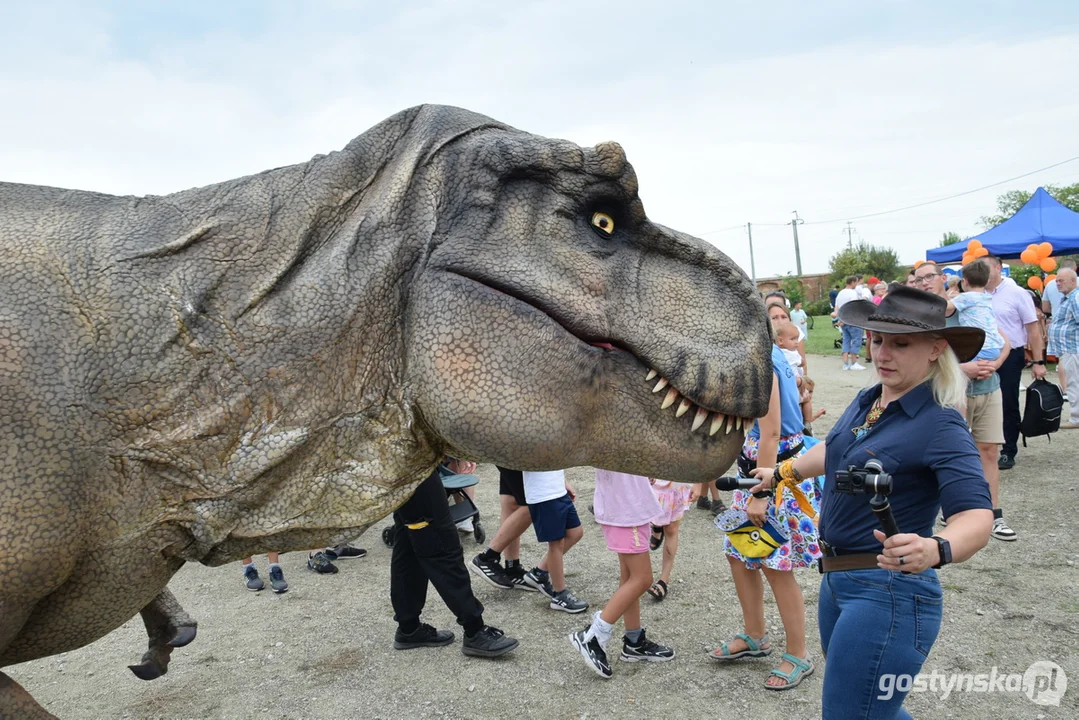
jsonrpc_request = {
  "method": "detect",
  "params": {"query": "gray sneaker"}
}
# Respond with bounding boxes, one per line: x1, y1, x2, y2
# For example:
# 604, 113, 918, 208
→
242, 564, 264, 592
268, 566, 288, 594
550, 588, 588, 614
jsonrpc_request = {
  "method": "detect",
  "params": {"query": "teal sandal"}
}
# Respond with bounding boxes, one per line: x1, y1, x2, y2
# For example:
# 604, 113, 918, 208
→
763, 653, 814, 690
708, 632, 771, 661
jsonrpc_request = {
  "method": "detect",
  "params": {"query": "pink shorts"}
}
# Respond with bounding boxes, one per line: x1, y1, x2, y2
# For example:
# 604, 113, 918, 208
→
600, 522, 652, 554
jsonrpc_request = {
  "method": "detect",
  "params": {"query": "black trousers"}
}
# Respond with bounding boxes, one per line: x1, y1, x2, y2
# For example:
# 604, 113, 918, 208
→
390, 470, 484, 633
998, 347, 1026, 457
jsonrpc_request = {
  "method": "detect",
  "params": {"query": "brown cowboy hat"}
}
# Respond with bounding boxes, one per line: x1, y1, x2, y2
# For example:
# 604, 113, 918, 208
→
837, 283, 984, 362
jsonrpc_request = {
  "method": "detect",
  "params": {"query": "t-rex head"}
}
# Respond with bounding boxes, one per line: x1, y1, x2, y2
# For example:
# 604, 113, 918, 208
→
392, 106, 773, 481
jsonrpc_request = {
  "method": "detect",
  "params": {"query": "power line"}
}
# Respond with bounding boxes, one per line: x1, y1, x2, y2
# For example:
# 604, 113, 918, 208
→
803, 155, 1079, 225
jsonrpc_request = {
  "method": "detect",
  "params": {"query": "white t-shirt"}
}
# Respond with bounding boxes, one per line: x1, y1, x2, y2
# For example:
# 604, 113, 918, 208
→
856, 284, 873, 300
522, 470, 567, 504
780, 347, 804, 376
834, 287, 859, 311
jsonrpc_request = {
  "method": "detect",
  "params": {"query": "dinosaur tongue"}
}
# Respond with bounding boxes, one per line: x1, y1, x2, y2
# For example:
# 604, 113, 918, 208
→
590, 342, 616, 350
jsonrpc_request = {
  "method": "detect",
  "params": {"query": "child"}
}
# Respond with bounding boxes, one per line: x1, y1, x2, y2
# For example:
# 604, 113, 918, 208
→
521, 470, 588, 613
946, 259, 1005, 361
571, 469, 675, 678
775, 323, 824, 433
470, 466, 539, 592
241, 553, 288, 593
647, 479, 705, 601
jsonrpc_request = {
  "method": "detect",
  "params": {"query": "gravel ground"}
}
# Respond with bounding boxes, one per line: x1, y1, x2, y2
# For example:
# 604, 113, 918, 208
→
8, 355, 1078, 719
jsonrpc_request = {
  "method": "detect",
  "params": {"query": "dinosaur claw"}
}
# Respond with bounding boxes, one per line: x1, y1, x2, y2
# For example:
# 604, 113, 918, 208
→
128, 660, 166, 681
168, 625, 197, 648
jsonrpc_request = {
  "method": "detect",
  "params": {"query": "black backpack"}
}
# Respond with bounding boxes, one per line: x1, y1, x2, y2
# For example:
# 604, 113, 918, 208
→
1020, 379, 1065, 446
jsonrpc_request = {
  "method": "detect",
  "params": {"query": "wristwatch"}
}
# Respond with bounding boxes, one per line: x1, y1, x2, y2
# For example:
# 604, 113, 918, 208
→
931, 536, 952, 568
1034, 360, 1047, 365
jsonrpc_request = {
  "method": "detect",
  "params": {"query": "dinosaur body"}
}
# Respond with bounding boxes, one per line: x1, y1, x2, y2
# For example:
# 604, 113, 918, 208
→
0, 105, 771, 717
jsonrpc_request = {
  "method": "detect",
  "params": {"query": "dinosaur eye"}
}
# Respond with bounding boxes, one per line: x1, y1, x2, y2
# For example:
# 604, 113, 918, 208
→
590, 212, 615, 236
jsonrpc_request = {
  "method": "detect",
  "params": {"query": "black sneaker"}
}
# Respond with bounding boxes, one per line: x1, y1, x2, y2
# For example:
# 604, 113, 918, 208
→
998, 454, 1015, 470
620, 630, 675, 663
268, 566, 288, 594
470, 554, 514, 589
523, 568, 555, 598
505, 564, 537, 592
696, 495, 711, 510
243, 565, 264, 592
307, 551, 339, 574
331, 544, 368, 560
551, 588, 588, 614
394, 623, 454, 650
462, 625, 519, 658
711, 498, 727, 516
570, 630, 611, 678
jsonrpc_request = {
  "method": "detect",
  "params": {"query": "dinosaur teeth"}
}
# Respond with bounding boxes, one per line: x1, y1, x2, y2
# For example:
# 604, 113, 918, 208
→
646, 369, 658, 381
661, 388, 679, 410
675, 398, 692, 418
652, 378, 669, 393
691, 407, 709, 432
709, 413, 726, 436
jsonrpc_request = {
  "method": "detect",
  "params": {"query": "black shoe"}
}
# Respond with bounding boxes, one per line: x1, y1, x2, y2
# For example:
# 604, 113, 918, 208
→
696, 495, 711, 510
620, 630, 675, 663
268, 566, 288, 594
307, 551, 339, 574
523, 568, 555, 598
710, 498, 727, 516
242, 565, 264, 592
998, 454, 1015, 470
470, 554, 514, 589
331, 544, 367, 560
462, 625, 519, 657
505, 564, 537, 592
394, 623, 454, 650
550, 588, 589, 614
570, 630, 611, 678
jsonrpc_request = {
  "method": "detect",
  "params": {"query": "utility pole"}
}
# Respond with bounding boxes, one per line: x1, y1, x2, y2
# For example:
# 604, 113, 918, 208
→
845, 221, 856, 249
789, 211, 804, 276
746, 222, 757, 283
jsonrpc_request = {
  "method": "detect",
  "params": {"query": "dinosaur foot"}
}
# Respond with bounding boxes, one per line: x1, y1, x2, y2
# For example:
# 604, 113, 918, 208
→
127, 655, 167, 681
168, 624, 197, 648
1, 671, 59, 719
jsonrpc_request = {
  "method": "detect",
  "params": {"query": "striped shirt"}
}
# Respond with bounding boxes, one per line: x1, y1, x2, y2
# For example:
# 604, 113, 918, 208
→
1048, 291, 1079, 356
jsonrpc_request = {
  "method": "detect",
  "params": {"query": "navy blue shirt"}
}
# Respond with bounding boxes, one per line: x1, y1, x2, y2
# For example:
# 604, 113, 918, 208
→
820, 382, 991, 553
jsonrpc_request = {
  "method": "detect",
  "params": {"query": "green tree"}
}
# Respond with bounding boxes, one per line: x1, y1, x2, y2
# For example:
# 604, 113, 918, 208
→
939, 231, 963, 246
828, 242, 901, 286
779, 274, 806, 305
980, 182, 1079, 228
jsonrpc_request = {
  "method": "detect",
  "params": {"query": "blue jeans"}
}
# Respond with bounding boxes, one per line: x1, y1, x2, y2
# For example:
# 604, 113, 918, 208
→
819, 569, 943, 719
841, 325, 864, 354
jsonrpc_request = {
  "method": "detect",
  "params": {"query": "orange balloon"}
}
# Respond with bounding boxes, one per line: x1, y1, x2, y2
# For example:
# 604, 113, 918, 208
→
967, 239, 983, 251
974, 247, 989, 258
1028, 276, 1044, 292
1040, 258, 1057, 272
1046, 274, 1057, 284
913, 260, 924, 268
962, 254, 974, 266
1040, 242, 1054, 258
1020, 249, 1036, 264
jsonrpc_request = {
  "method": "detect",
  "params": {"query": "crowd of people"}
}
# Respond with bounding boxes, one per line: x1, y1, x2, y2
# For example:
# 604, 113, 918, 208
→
230, 255, 1079, 718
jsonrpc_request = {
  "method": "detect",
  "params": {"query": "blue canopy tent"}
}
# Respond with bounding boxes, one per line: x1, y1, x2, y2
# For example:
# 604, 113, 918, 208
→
926, 187, 1079, 263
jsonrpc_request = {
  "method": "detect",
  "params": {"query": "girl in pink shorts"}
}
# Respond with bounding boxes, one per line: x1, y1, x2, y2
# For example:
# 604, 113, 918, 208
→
569, 469, 676, 678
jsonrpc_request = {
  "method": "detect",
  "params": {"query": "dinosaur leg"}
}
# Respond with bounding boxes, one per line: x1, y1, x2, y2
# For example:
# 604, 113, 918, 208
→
0, 604, 56, 720
127, 589, 198, 681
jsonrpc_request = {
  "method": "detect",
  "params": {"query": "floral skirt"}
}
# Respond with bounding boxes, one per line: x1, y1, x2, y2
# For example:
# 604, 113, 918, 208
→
651, 480, 693, 526
721, 434, 822, 571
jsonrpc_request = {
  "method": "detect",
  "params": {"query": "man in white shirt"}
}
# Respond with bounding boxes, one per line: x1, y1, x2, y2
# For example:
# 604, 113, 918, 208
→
832, 275, 865, 370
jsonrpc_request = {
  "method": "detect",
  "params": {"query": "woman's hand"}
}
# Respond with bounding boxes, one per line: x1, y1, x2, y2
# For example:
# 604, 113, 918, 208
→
689, 483, 703, 502
873, 530, 940, 573
747, 467, 776, 495
747, 496, 769, 527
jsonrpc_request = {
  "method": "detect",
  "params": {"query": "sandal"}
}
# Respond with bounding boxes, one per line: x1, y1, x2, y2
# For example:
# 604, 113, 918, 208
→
709, 633, 771, 661
646, 580, 668, 601
649, 524, 665, 551
763, 653, 814, 691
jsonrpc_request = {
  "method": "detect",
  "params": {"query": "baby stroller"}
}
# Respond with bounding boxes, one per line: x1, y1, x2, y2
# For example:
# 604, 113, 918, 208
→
381, 461, 485, 548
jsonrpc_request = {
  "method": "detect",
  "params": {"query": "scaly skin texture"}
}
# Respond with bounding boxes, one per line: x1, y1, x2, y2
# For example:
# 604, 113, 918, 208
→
0, 104, 772, 717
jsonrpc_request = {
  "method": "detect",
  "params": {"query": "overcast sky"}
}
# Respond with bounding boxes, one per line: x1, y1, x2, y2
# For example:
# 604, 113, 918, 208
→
3, 1, 1078, 278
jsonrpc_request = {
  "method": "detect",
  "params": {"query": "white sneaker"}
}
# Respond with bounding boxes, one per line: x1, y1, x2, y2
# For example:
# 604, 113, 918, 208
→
850, 363, 867, 371
842, 364, 850, 371
991, 517, 1017, 542
456, 518, 474, 533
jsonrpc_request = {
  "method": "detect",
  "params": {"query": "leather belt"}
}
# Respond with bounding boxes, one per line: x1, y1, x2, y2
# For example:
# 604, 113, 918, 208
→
817, 554, 880, 574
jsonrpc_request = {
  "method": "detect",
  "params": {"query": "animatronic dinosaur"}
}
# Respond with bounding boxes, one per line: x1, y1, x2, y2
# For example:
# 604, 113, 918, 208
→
0, 105, 773, 717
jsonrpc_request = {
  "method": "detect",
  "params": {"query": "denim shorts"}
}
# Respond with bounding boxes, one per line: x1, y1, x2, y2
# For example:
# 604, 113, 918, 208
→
818, 568, 943, 719
841, 324, 864, 354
